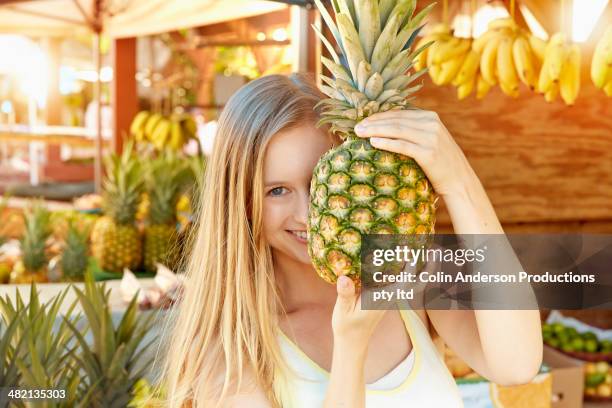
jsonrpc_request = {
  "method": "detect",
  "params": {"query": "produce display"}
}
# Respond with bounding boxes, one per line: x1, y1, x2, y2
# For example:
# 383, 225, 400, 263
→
309, 0, 438, 284
91, 143, 144, 273
543, 322, 612, 356
591, 26, 612, 96
584, 361, 612, 399
130, 110, 198, 151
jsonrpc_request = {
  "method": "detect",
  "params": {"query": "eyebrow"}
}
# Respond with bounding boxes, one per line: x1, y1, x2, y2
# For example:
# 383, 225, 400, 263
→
264, 181, 286, 187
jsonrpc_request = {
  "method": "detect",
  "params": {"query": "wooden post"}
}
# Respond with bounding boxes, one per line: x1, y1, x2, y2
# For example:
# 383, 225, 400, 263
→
111, 37, 138, 154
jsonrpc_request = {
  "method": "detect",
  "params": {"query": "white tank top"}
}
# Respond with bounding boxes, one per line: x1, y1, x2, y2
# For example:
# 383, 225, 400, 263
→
274, 308, 464, 407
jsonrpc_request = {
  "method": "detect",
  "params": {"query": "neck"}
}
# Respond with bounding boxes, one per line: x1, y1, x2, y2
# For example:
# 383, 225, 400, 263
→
273, 250, 336, 313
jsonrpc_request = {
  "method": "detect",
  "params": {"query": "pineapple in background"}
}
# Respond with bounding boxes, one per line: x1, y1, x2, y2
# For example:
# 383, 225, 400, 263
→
60, 220, 90, 281
91, 143, 143, 273
308, 0, 438, 284
10, 202, 51, 283
143, 152, 191, 272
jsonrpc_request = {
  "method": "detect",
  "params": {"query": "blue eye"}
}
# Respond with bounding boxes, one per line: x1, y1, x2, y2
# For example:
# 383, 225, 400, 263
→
269, 187, 287, 197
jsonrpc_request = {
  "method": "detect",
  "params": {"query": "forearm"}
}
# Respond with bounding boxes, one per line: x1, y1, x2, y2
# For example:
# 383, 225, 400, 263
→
442, 165, 542, 384
323, 340, 367, 408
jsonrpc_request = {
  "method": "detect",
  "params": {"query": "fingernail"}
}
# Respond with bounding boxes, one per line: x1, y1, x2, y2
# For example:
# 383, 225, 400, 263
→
355, 123, 365, 133
339, 276, 350, 289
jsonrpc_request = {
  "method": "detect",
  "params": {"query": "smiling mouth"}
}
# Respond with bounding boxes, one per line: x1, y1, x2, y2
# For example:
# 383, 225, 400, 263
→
288, 230, 308, 242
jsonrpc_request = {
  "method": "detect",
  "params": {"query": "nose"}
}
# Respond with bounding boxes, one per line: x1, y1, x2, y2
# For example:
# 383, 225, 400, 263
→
293, 188, 309, 226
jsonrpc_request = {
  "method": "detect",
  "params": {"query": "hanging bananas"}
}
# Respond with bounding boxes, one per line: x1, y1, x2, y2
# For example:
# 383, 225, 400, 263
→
419, 18, 544, 101
591, 26, 612, 97
129, 111, 199, 151
537, 32, 582, 105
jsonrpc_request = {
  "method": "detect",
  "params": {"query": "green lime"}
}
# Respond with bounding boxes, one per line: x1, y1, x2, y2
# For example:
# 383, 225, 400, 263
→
542, 323, 552, 334
547, 338, 561, 348
586, 373, 607, 388
566, 327, 578, 337
561, 343, 574, 353
600, 340, 612, 353
558, 331, 570, 344
552, 323, 565, 334
585, 339, 599, 353
582, 331, 597, 341
571, 337, 584, 352
543, 332, 553, 342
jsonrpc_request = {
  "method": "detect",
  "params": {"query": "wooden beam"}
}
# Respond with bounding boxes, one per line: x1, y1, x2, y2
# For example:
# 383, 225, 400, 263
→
111, 37, 138, 154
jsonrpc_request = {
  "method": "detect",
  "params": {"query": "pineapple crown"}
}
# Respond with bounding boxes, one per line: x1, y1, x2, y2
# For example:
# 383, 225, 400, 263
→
145, 152, 193, 225
102, 142, 143, 225
20, 201, 52, 272
313, 0, 435, 137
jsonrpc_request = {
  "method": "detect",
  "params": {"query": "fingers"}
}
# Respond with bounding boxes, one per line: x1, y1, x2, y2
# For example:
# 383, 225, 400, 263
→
336, 275, 357, 313
355, 122, 434, 146
360, 109, 439, 125
369, 137, 431, 163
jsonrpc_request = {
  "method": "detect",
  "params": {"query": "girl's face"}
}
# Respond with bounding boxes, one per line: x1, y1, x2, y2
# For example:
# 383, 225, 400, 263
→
262, 123, 333, 266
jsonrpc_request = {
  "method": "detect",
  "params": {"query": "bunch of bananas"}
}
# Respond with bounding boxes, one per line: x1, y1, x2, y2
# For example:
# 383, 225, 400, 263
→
591, 26, 612, 97
537, 33, 581, 105
473, 18, 545, 99
130, 111, 198, 151
416, 18, 544, 101
415, 23, 477, 99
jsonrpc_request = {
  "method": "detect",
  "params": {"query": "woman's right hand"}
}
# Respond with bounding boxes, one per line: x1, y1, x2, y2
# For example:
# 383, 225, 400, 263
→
332, 276, 387, 351
324, 276, 387, 408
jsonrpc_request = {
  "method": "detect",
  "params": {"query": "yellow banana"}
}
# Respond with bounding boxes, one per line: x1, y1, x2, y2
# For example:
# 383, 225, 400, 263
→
130, 111, 150, 136
454, 49, 480, 85
497, 37, 520, 96
488, 17, 518, 32
151, 118, 171, 150
144, 113, 163, 141
538, 56, 553, 93
457, 77, 475, 100
434, 37, 471, 64
513, 36, 537, 90
528, 35, 547, 61
559, 44, 581, 105
414, 35, 438, 71
546, 33, 567, 82
438, 54, 467, 85
591, 28, 612, 88
427, 35, 451, 69
480, 34, 503, 85
428, 64, 443, 85
476, 74, 491, 99
168, 120, 185, 150
431, 23, 452, 35
544, 82, 559, 102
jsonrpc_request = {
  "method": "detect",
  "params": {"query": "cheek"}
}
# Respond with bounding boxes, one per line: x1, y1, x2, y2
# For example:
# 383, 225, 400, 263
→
262, 199, 288, 240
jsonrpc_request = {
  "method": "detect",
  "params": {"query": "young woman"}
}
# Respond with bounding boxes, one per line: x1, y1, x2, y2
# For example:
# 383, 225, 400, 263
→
164, 74, 542, 407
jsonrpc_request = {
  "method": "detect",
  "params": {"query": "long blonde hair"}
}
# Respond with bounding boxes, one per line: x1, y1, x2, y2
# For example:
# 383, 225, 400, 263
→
163, 74, 325, 407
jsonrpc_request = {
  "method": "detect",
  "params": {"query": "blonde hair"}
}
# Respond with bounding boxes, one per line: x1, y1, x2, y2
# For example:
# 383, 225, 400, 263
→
163, 74, 325, 407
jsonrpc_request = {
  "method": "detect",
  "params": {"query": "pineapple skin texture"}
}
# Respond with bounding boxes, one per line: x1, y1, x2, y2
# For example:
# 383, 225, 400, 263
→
91, 215, 142, 273
307, 136, 437, 284
143, 224, 178, 272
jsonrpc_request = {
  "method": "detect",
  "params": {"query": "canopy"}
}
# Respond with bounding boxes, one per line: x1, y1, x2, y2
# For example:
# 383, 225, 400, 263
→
0, 0, 287, 37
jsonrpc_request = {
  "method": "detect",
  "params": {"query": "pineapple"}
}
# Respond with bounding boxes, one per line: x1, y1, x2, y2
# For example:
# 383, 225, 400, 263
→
308, 0, 438, 284
91, 143, 143, 273
10, 202, 51, 283
61, 220, 90, 281
143, 153, 191, 272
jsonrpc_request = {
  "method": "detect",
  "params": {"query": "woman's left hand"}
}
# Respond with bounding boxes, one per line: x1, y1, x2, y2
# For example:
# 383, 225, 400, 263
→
354, 109, 472, 198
